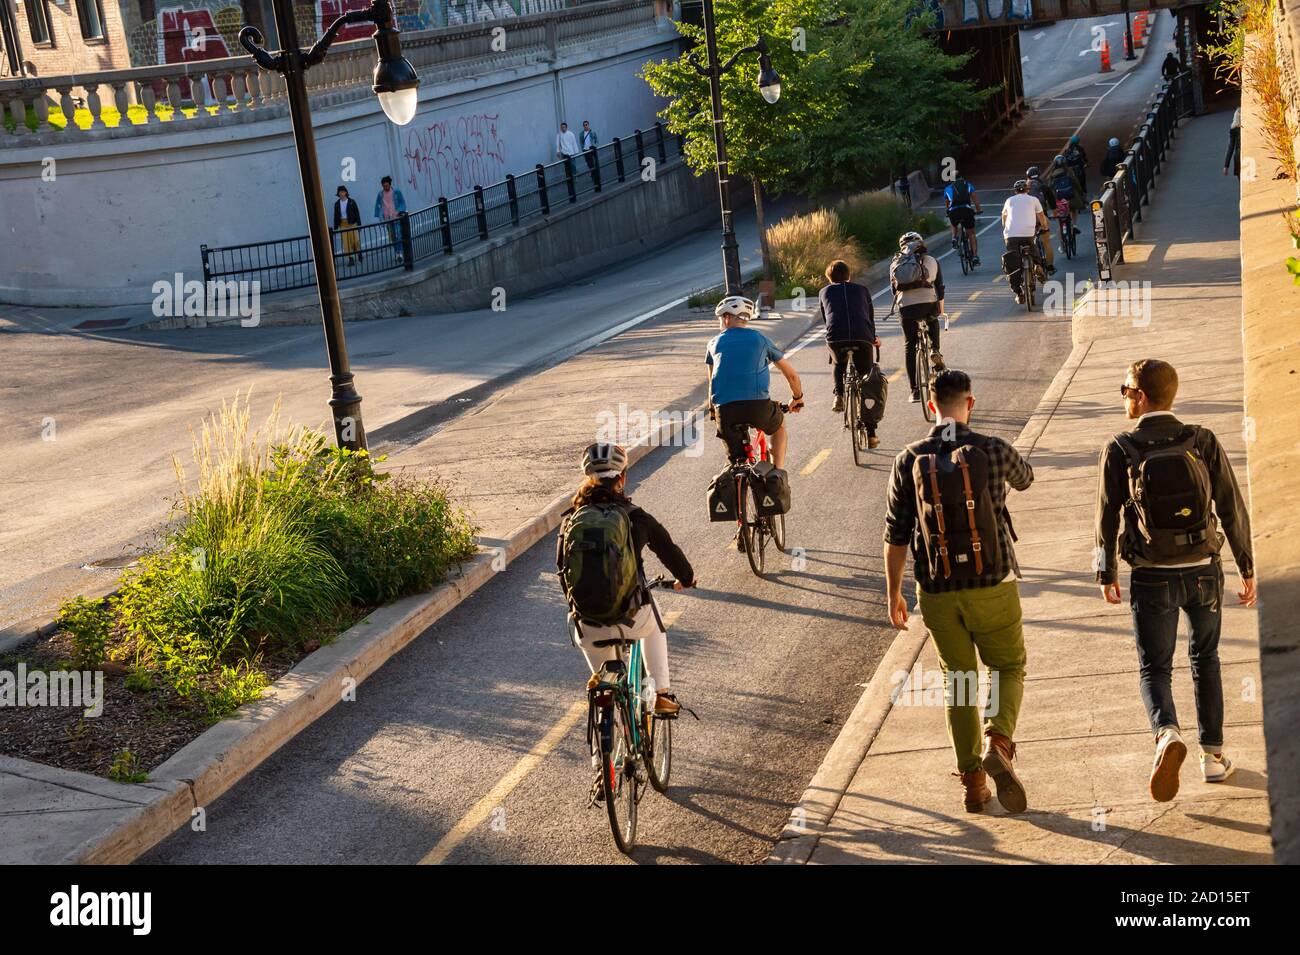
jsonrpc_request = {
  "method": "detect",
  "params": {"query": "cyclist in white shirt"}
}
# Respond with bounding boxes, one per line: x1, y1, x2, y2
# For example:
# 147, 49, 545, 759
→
1001, 180, 1051, 305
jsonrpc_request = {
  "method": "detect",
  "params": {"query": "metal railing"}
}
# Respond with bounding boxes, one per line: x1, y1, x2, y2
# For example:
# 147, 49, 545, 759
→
201, 122, 685, 294
1091, 70, 1196, 282
0, 0, 660, 142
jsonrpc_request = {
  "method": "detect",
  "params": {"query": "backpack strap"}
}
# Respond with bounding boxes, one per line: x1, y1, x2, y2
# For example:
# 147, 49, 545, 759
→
925, 455, 953, 579
955, 449, 984, 575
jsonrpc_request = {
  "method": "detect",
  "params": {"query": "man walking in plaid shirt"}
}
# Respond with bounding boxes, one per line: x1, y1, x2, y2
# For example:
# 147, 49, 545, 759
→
883, 370, 1035, 814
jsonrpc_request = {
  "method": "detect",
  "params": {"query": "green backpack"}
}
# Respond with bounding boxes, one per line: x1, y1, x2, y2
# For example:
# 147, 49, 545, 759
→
558, 503, 640, 625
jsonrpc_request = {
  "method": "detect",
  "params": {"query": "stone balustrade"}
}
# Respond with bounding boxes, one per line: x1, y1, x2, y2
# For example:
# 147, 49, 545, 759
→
0, 0, 661, 145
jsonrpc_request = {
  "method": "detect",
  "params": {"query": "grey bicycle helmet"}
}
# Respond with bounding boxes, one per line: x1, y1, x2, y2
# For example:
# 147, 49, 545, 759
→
582, 442, 628, 478
899, 230, 924, 251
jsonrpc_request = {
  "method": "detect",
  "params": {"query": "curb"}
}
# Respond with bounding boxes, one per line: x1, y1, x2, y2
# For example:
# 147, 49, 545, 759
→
764, 328, 1097, 865
28, 311, 816, 865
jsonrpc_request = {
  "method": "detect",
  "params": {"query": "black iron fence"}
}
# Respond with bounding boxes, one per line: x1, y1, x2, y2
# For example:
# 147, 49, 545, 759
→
201, 122, 686, 295
1091, 71, 1197, 282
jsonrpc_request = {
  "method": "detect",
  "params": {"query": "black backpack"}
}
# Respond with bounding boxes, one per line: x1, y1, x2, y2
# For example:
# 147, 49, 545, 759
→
1051, 169, 1075, 199
912, 440, 1002, 581
949, 179, 971, 206
1115, 426, 1219, 563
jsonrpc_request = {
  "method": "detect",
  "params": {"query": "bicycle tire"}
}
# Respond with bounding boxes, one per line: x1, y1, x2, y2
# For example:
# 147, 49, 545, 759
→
917, 342, 935, 423
847, 363, 863, 468
740, 479, 767, 576
960, 242, 970, 275
600, 698, 638, 854
647, 715, 672, 793
771, 511, 786, 552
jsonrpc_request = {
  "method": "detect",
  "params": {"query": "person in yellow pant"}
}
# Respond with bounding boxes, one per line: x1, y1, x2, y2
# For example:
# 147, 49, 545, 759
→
332, 185, 363, 266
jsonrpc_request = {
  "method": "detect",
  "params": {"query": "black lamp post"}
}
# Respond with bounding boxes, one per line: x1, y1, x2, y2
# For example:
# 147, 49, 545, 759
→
1123, 11, 1137, 61
240, 0, 419, 451
688, 0, 781, 295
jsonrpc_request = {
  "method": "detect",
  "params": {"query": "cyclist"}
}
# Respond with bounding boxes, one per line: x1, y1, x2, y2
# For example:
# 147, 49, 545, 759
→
1063, 134, 1089, 194
561, 442, 696, 723
1101, 136, 1125, 181
819, 260, 883, 447
1024, 166, 1057, 275
1049, 155, 1085, 238
943, 172, 983, 267
889, 232, 946, 404
1001, 180, 1051, 305
706, 295, 804, 470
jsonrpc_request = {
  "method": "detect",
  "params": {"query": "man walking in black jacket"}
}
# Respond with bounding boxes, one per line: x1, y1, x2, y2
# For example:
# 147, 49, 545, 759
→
1095, 359, 1255, 803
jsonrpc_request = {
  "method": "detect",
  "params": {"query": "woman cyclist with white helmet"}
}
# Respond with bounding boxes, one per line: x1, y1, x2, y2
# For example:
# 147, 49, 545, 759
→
559, 442, 696, 720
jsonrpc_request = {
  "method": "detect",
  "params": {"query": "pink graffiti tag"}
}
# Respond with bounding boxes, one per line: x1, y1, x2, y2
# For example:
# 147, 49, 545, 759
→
318, 0, 374, 42
402, 114, 508, 203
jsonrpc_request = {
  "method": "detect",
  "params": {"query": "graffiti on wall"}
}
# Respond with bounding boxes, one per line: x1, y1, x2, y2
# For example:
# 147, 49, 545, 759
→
158, 7, 234, 64
319, 0, 375, 41
444, 0, 567, 25
401, 112, 508, 202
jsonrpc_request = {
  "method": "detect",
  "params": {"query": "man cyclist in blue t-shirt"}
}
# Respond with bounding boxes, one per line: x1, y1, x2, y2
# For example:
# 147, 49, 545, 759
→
944, 173, 983, 268
706, 295, 804, 470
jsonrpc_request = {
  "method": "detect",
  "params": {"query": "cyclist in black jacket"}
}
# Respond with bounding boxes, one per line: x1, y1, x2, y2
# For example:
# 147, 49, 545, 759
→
558, 443, 696, 718
819, 260, 882, 440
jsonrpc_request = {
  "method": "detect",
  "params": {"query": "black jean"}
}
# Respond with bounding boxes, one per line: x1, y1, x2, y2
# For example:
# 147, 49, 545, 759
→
828, 341, 877, 435
1004, 237, 1044, 297
1129, 559, 1225, 748
899, 303, 940, 394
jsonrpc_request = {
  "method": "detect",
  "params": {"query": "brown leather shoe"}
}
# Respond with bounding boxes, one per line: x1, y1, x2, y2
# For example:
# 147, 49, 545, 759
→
956, 769, 992, 812
982, 732, 1028, 813
654, 692, 681, 717
868, 434, 881, 449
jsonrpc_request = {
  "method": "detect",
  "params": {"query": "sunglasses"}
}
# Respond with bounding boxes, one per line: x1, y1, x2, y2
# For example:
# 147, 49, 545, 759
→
1120, 384, 1142, 398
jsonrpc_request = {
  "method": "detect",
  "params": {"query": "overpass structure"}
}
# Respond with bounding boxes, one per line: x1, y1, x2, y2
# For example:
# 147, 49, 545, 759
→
932, 0, 1185, 30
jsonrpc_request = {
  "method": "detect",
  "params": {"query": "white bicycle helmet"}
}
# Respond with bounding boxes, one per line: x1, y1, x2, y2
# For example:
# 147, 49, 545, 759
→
582, 442, 628, 478
714, 295, 756, 321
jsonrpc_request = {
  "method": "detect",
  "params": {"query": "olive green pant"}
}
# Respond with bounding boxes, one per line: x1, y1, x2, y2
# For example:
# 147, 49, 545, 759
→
918, 580, 1027, 773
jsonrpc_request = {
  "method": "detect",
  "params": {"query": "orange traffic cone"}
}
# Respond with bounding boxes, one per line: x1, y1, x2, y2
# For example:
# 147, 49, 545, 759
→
1100, 39, 1113, 73
1134, 12, 1147, 49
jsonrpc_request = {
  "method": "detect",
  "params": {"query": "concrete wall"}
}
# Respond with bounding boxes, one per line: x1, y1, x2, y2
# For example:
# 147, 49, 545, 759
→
0, 23, 676, 305
146, 152, 715, 327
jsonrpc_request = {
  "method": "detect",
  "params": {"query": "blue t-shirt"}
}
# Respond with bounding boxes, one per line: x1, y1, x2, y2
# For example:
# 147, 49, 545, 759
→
706, 326, 784, 405
944, 180, 975, 210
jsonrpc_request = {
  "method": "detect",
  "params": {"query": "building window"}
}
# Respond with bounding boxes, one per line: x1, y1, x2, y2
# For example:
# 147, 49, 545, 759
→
75, 0, 107, 41
26, 0, 52, 45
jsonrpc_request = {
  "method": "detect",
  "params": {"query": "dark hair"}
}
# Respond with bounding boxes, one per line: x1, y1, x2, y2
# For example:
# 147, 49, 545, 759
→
381, 176, 392, 185
929, 369, 972, 408
571, 476, 628, 509
1128, 358, 1178, 407
336, 186, 349, 196
825, 260, 851, 283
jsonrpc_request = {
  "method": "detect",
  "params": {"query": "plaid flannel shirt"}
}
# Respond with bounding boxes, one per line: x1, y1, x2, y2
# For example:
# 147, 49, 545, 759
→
884, 422, 1034, 593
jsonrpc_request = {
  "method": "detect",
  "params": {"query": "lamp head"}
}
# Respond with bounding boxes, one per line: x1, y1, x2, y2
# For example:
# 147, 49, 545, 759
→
372, 19, 418, 125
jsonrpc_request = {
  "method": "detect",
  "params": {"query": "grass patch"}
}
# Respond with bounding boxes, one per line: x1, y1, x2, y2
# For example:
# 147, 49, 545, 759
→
835, 191, 945, 262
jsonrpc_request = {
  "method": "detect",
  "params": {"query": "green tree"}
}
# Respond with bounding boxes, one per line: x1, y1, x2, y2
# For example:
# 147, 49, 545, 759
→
642, 0, 844, 279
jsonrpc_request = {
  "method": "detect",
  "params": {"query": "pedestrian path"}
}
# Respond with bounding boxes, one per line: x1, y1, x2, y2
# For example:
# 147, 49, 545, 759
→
774, 107, 1272, 864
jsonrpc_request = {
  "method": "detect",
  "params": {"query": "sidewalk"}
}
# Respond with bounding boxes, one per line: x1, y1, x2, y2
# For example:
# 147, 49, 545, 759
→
773, 108, 1273, 864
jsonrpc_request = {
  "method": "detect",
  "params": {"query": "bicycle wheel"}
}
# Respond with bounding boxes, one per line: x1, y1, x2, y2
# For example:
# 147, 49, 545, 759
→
847, 374, 863, 467
771, 511, 786, 552
739, 479, 767, 576
959, 237, 970, 275
599, 697, 638, 854
647, 715, 672, 793
917, 345, 935, 423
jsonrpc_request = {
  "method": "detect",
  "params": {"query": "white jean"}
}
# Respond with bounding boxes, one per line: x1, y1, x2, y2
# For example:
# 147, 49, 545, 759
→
575, 601, 671, 692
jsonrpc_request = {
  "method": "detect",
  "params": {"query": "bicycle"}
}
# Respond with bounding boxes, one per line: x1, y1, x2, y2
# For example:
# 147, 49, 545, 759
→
841, 343, 881, 465
893, 297, 946, 424
1019, 235, 1046, 312
956, 221, 977, 275
576, 575, 680, 855
1056, 200, 1077, 260
723, 403, 790, 577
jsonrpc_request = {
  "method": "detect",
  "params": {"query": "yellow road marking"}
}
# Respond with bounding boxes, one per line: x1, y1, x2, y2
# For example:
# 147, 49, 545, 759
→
946, 310, 961, 324
969, 290, 984, 301
421, 608, 686, 864
887, 367, 906, 383
421, 698, 587, 864
800, 447, 832, 476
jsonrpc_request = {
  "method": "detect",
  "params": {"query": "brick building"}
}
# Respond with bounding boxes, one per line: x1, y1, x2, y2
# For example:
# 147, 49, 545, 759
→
0, 0, 133, 76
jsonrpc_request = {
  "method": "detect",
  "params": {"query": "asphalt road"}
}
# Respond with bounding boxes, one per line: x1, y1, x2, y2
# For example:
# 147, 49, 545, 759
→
0, 208, 776, 632
1021, 15, 1153, 101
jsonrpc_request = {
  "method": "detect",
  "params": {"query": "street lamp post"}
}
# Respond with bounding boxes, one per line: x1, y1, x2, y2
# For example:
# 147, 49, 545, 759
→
689, 0, 781, 295
240, 0, 419, 451
1123, 11, 1137, 61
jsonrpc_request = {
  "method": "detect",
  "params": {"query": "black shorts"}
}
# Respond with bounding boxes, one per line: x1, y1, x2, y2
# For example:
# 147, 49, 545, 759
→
947, 207, 976, 229
717, 399, 784, 461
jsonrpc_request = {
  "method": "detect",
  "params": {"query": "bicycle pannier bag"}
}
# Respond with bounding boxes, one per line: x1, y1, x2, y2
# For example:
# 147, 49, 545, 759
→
707, 465, 739, 522
750, 460, 791, 516
1114, 426, 1219, 563
859, 361, 888, 427
892, 251, 931, 291
912, 442, 1003, 581
557, 503, 640, 624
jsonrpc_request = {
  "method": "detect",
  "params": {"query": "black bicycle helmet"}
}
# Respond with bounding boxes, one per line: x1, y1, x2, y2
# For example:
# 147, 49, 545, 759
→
1013, 179, 1028, 193
1025, 165, 1040, 179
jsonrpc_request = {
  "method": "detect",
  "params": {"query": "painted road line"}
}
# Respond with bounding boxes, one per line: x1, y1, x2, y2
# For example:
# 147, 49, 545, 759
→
969, 290, 984, 301
420, 698, 588, 865
661, 609, 683, 629
887, 367, 906, 383
800, 448, 833, 477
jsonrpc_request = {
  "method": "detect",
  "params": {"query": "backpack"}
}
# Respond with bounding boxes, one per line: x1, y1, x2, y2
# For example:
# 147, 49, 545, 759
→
1064, 144, 1084, 167
558, 503, 641, 624
1115, 426, 1219, 563
948, 179, 971, 207
707, 466, 739, 522
892, 250, 931, 291
1026, 178, 1047, 205
859, 359, 888, 427
912, 440, 1003, 581
1051, 169, 1075, 199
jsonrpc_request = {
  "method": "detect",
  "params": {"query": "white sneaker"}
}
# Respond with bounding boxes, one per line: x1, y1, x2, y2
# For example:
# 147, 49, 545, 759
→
1201, 751, 1236, 783
1150, 726, 1187, 802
